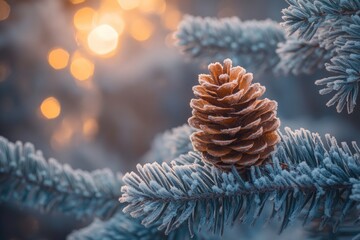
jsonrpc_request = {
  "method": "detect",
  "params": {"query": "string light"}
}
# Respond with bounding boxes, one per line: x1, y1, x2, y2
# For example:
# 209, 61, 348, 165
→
48, 48, 70, 70
130, 18, 154, 41
0, 0, 10, 21
40, 97, 61, 119
70, 52, 94, 81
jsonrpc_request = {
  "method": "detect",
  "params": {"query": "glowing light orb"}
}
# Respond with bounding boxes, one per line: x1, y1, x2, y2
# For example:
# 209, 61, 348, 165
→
130, 18, 154, 41
139, 0, 166, 14
70, 54, 94, 81
87, 24, 119, 56
0, 0, 10, 21
70, 0, 85, 4
83, 118, 98, 139
40, 97, 61, 119
117, 0, 140, 10
48, 48, 70, 70
74, 7, 96, 30
162, 7, 182, 30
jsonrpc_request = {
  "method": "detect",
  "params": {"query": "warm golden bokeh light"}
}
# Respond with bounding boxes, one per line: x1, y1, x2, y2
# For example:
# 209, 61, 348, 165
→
117, 0, 140, 10
70, 53, 94, 81
40, 97, 61, 119
73, 7, 96, 30
0, 0, 10, 21
98, 13, 125, 35
130, 18, 154, 41
48, 48, 70, 70
162, 6, 182, 30
139, 0, 166, 14
88, 24, 119, 56
83, 118, 98, 139
70, 0, 86, 4
51, 119, 73, 150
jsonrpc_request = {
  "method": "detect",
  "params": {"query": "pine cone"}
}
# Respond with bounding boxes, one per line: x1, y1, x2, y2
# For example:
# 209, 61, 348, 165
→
188, 59, 280, 171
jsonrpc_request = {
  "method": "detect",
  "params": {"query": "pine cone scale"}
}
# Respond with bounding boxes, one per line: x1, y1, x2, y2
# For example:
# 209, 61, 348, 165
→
189, 59, 280, 171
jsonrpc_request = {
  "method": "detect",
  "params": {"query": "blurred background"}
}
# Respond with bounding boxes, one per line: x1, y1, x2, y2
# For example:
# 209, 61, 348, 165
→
0, 0, 359, 239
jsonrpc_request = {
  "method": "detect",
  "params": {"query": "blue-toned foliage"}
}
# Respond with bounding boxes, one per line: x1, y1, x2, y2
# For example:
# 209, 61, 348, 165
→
276, 37, 333, 75
120, 128, 360, 237
281, 0, 360, 41
282, 0, 360, 113
175, 1, 360, 112
315, 15, 360, 113
0, 136, 211, 239
142, 124, 194, 164
175, 16, 285, 73
0, 136, 122, 219
67, 211, 206, 240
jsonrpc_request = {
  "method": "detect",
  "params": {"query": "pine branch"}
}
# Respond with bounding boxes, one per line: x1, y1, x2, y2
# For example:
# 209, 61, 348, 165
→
276, 37, 333, 75
175, 16, 285, 73
120, 128, 360, 236
315, 44, 360, 114
142, 124, 195, 164
314, 15, 360, 113
281, 0, 360, 41
67, 211, 213, 240
0, 136, 121, 219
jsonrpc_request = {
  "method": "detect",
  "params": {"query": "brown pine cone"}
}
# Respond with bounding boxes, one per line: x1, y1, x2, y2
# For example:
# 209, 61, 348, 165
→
188, 59, 280, 171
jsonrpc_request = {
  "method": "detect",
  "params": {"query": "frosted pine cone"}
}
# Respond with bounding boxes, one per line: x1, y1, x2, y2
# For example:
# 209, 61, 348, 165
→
188, 59, 280, 171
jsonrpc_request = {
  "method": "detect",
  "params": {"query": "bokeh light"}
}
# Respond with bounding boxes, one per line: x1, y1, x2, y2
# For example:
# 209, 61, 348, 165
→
0, 0, 10, 21
97, 13, 125, 35
73, 7, 96, 30
87, 24, 119, 56
162, 6, 182, 30
83, 118, 98, 139
51, 118, 74, 150
40, 97, 61, 119
48, 48, 70, 70
130, 18, 154, 41
70, 0, 86, 4
117, 0, 140, 10
70, 52, 94, 81
139, 0, 166, 14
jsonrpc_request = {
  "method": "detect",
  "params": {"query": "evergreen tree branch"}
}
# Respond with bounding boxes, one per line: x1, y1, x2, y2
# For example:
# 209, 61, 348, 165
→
175, 16, 285, 73
281, 0, 360, 41
276, 37, 333, 75
120, 128, 360, 236
142, 124, 195, 164
0, 136, 122, 219
67, 210, 213, 240
315, 15, 360, 113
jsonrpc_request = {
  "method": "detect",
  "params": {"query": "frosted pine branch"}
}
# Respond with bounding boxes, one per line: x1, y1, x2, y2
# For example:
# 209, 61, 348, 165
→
281, 0, 360, 113
120, 128, 360, 236
315, 15, 360, 113
175, 16, 285, 73
68, 211, 212, 240
276, 38, 333, 75
281, 0, 360, 41
0, 136, 121, 219
142, 124, 195, 164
